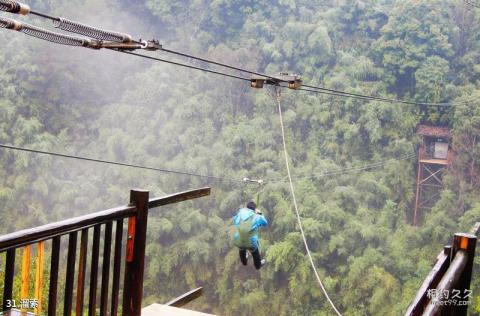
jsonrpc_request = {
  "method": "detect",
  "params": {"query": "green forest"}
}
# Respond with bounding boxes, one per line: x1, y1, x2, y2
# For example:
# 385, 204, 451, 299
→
1, 0, 480, 315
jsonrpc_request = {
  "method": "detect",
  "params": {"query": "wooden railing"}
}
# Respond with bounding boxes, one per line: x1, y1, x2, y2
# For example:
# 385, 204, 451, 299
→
405, 223, 479, 316
0, 187, 210, 316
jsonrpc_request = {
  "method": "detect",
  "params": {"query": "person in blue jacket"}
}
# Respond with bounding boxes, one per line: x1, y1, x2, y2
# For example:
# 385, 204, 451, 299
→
232, 201, 268, 269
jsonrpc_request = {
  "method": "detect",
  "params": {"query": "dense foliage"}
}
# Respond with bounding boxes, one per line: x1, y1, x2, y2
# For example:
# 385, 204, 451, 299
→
0, 0, 480, 315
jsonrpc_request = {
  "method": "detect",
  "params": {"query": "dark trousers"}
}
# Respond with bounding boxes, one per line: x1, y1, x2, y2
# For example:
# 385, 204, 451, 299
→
239, 248, 263, 270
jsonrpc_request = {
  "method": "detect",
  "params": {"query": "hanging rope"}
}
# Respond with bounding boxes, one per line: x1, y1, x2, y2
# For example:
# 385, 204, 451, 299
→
274, 86, 343, 316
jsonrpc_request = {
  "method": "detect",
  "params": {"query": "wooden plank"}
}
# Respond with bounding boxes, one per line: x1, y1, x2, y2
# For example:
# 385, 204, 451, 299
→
76, 229, 89, 316
88, 225, 101, 316
419, 159, 448, 165
422, 251, 469, 315
110, 219, 124, 316
0, 205, 136, 252
404, 246, 451, 315
470, 222, 480, 236
3, 249, 16, 311
166, 287, 203, 308
142, 304, 217, 316
34, 241, 44, 315
0, 188, 210, 252
21, 245, 31, 312
48, 236, 60, 316
122, 190, 149, 316
100, 222, 113, 316
148, 188, 211, 209
64, 232, 77, 316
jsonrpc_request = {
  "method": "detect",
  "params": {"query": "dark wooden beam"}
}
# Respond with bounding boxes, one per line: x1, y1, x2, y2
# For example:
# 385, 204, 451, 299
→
405, 246, 451, 316
166, 287, 204, 308
148, 187, 211, 209
422, 250, 469, 315
0, 205, 136, 252
64, 232, 78, 316
110, 219, 124, 316
0, 187, 211, 252
100, 222, 113, 316
122, 190, 149, 316
88, 225, 101, 316
2, 249, 15, 311
47, 237, 60, 316
76, 229, 89, 316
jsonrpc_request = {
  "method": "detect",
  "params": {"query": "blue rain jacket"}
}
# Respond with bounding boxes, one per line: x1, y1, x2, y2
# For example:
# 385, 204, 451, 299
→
232, 208, 268, 250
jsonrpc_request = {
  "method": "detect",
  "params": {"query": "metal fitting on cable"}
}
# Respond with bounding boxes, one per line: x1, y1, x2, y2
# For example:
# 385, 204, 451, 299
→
242, 177, 264, 185
0, 16, 22, 30
0, 0, 30, 15
53, 17, 133, 43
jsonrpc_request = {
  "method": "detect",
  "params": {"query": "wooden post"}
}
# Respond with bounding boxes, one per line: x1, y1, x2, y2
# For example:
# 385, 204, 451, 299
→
76, 229, 89, 316
21, 245, 31, 312
451, 233, 477, 316
3, 249, 15, 311
35, 241, 44, 315
48, 236, 60, 316
122, 189, 149, 316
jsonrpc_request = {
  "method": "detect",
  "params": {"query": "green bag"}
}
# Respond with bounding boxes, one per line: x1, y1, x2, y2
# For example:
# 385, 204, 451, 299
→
233, 215, 255, 249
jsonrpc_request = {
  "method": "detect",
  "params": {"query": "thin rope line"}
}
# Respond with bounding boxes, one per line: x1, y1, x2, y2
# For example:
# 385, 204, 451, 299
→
0, 143, 249, 184
274, 86, 342, 316
270, 153, 417, 182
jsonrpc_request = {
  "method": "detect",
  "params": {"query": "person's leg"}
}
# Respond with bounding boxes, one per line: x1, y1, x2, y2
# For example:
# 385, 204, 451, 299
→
251, 248, 263, 270
239, 248, 248, 265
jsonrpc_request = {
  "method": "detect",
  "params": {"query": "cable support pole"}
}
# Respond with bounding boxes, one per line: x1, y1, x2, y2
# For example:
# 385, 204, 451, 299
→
0, 144, 251, 184
274, 85, 343, 316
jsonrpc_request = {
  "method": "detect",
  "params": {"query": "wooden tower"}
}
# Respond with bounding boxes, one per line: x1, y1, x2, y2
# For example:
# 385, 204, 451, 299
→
413, 125, 453, 226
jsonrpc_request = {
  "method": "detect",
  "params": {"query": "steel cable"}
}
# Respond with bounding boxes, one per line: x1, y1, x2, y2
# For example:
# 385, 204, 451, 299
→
21, 22, 91, 47
0, 0, 22, 14
0, 143, 252, 184
53, 17, 132, 43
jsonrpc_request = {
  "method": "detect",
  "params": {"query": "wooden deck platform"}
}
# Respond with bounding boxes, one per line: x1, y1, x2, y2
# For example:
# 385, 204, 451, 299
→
419, 158, 448, 165
142, 304, 217, 316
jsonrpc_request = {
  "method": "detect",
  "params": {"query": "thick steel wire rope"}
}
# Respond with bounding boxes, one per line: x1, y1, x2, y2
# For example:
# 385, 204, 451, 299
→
0, 143, 250, 184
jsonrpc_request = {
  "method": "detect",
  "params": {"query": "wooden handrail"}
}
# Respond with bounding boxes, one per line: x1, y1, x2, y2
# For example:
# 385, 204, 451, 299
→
404, 246, 451, 315
0, 187, 211, 252
0, 205, 136, 252
0, 187, 211, 316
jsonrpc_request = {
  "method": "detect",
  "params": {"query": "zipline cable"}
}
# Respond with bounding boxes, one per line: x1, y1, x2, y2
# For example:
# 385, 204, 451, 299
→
274, 85, 343, 316
271, 153, 417, 183
160, 48, 464, 107
299, 87, 456, 107
0, 0, 468, 107
115, 50, 252, 82
0, 143, 251, 184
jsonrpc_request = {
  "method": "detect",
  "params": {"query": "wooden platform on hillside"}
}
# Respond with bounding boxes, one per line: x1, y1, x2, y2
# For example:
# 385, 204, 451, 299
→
142, 304, 217, 316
